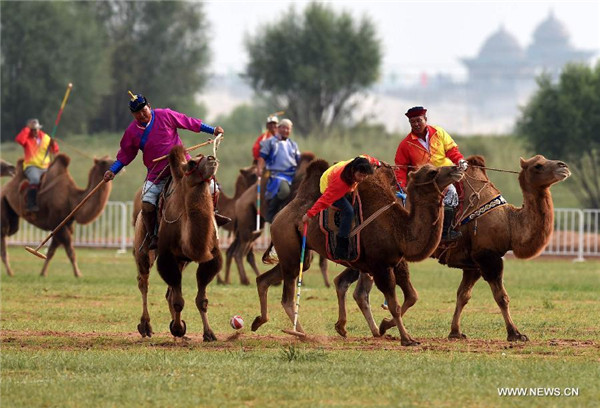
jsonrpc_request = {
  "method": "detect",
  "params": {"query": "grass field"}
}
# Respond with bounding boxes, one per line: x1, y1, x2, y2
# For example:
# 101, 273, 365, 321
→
1, 248, 599, 407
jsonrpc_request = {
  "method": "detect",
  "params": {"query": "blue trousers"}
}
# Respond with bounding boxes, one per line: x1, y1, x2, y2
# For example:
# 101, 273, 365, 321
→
334, 196, 354, 238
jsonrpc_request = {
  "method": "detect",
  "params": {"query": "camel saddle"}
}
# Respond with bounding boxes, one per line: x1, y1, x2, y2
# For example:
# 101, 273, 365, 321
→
17, 172, 48, 217
318, 193, 363, 262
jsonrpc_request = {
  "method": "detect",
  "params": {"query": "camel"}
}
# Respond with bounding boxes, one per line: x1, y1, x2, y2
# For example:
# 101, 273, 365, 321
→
1, 154, 113, 277
133, 146, 222, 341
336, 155, 571, 342
251, 160, 464, 345
226, 152, 330, 287
0, 159, 15, 177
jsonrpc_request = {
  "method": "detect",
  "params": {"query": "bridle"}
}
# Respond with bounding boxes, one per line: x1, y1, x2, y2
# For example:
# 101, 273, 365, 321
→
410, 172, 445, 198
184, 154, 217, 183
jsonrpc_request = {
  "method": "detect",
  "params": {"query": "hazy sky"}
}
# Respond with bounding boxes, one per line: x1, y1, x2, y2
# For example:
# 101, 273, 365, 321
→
204, 0, 599, 82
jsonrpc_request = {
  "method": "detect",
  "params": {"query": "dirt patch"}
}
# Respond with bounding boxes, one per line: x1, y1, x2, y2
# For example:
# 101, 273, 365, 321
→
2, 329, 598, 357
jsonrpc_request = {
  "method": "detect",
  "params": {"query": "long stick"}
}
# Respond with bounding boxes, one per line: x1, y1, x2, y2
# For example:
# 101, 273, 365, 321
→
256, 176, 261, 231
283, 222, 308, 337
44, 83, 73, 160
152, 139, 214, 163
25, 180, 107, 259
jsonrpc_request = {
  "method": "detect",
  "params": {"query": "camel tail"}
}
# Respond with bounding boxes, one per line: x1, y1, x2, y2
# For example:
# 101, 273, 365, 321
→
262, 242, 278, 265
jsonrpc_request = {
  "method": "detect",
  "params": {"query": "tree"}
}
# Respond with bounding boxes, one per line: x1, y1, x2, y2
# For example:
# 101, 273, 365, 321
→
516, 63, 600, 208
90, 1, 210, 132
1, 1, 110, 140
244, 2, 381, 135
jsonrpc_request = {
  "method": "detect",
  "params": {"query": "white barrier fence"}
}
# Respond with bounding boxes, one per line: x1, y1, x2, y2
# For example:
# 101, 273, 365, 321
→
6, 203, 600, 260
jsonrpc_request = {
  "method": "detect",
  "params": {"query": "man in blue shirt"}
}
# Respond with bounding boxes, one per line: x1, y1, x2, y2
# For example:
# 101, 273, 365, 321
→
256, 119, 301, 222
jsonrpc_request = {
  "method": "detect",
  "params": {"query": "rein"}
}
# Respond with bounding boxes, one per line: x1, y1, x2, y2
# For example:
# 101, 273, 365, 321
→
348, 201, 396, 238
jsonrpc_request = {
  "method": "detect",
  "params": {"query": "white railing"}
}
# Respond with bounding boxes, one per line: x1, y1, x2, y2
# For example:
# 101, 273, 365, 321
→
7, 204, 600, 260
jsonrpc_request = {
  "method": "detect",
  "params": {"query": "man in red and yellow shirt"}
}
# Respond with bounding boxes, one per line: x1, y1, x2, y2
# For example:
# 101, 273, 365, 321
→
394, 106, 467, 242
15, 119, 59, 211
302, 155, 380, 260
252, 115, 278, 163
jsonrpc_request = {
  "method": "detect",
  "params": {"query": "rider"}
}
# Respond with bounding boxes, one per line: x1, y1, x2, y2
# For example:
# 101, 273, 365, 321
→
252, 115, 278, 163
394, 106, 467, 242
103, 92, 226, 250
256, 118, 301, 223
302, 155, 380, 261
15, 119, 59, 212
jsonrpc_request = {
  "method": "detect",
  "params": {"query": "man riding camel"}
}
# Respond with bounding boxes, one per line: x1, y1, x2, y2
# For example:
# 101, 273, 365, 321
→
15, 118, 59, 212
302, 155, 380, 261
256, 118, 301, 223
103, 92, 227, 250
394, 106, 467, 242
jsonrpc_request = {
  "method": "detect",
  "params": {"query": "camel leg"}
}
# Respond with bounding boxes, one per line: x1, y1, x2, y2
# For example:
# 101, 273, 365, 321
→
157, 253, 186, 337
448, 268, 481, 339
1, 234, 14, 277
280, 264, 304, 334
373, 267, 418, 346
233, 240, 251, 286
477, 254, 528, 342
333, 268, 360, 337
380, 261, 419, 336
195, 248, 222, 342
246, 245, 260, 276
220, 240, 237, 285
46, 227, 81, 278
39, 237, 62, 277
353, 273, 380, 337
251, 264, 283, 331
318, 254, 330, 288
135, 246, 154, 338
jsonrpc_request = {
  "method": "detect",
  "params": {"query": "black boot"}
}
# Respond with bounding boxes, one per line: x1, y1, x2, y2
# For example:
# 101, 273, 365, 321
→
441, 206, 461, 242
26, 186, 39, 212
214, 212, 232, 227
334, 235, 350, 260
141, 204, 158, 250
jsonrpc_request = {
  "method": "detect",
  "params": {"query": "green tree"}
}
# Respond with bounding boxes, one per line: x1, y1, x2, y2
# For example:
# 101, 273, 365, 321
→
1, 1, 110, 141
244, 2, 381, 136
517, 63, 600, 208
90, 0, 210, 132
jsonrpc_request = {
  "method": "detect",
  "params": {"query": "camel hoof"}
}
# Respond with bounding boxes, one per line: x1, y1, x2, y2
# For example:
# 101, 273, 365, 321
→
169, 319, 187, 337
137, 322, 153, 338
379, 318, 392, 336
448, 332, 468, 340
203, 331, 217, 342
241, 279, 251, 286
251, 316, 266, 332
508, 333, 529, 342
334, 321, 347, 338
401, 338, 420, 347
216, 277, 225, 285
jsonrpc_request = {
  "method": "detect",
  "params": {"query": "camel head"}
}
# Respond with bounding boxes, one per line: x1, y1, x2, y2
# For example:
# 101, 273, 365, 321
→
0, 159, 15, 177
406, 164, 464, 198
183, 153, 218, 187
93, 156, 114, 174
519, 155, 571, 189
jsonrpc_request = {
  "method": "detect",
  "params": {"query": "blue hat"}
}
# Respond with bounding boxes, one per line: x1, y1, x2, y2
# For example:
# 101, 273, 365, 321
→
128, 91, 147, 112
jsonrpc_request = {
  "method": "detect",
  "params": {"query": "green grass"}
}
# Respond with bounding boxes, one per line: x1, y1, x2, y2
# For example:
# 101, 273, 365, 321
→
1, 249, 599, 407
0, 132, 581, 207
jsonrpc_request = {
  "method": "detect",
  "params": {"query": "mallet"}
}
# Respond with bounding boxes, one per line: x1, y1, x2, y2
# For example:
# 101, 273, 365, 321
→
44, 83, 73, 160
25, 180, 107, 259
282, 222, 309, 338
255, 176, 261, 231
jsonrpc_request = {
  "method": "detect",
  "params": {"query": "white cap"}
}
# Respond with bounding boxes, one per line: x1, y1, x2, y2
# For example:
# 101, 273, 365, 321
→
27, 118, 42, 130
266, 115, 279, 124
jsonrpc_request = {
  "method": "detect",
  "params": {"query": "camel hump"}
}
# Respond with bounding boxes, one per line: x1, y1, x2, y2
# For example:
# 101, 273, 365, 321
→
300, 151, 316, 162
168, 145, 187, 178
466, 155, 486, 167
48, 154, 71, 170
305, 159, 329, 179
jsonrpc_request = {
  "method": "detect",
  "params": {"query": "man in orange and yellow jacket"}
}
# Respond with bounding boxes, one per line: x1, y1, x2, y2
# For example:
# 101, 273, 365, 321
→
15, 119, 59, 211
394, 106, 467, 242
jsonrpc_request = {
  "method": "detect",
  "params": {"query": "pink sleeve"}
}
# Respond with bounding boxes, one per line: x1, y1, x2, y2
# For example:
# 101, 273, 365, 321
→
166, 108, 203, 132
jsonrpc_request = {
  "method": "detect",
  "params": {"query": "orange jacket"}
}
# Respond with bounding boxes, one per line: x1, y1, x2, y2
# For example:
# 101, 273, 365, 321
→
15, 127, 59, 170
306, 155, 380, 218
252, 132, 274, 160
394, 125, 463, 187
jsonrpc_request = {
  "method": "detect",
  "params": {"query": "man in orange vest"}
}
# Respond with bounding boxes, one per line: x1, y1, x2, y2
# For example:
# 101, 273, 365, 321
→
15, 119, 59, 211
252, 115, 278, 163
395, 106, 467, 242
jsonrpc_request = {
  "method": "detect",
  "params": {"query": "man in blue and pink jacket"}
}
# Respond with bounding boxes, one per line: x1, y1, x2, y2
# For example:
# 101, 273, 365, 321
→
103, 93, 224, 250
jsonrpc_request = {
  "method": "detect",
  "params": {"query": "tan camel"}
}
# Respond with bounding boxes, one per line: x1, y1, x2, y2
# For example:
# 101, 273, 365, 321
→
337, 155, 571, 342
133, 146, 222, 341
1, 154, 113, 277
0, 159, 15, 177
251, 160, 464, 345
227, 152, 330, 287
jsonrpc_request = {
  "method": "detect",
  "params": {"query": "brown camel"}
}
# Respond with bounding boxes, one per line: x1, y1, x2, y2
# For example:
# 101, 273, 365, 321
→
1, 154, 113, 277
251, 160, 464, 345
226, 152, 330, 287
133, 146, 222, 340
336, 155, 571, 342
0, 159, 15, 177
